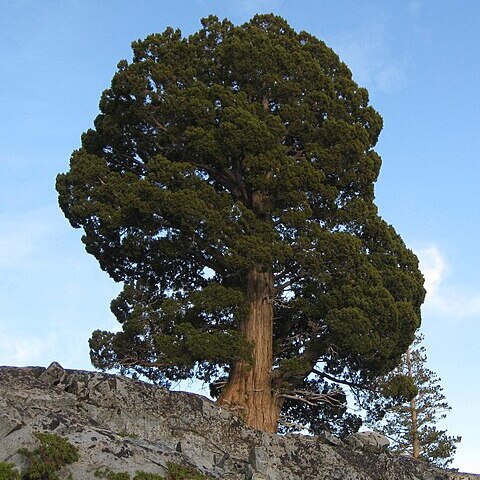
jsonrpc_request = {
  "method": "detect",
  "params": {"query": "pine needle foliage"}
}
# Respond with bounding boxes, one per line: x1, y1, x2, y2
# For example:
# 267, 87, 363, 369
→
57, 14, 425, 431
371, 334, 461, 467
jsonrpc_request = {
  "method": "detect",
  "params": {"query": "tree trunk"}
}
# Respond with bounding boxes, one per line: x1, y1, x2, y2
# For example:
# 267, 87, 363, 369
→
217, 265, 282, 432
407, 348, 421, 458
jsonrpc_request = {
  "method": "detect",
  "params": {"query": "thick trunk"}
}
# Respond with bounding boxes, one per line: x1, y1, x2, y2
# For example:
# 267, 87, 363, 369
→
217, 266, 282, 432
407, 348, 421, 458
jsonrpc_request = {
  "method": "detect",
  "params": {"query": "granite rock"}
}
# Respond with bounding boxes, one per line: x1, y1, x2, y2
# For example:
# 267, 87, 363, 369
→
0, 363, 477, 480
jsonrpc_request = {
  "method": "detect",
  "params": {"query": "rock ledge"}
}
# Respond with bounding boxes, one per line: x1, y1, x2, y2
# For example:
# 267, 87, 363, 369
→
0, 363, 477, 480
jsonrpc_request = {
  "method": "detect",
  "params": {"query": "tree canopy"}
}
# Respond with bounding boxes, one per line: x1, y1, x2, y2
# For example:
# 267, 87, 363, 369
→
57, 14, 425, 432
368, 334, 461, 467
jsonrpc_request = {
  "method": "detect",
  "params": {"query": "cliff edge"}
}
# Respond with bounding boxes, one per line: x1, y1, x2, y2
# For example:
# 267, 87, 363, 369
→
0, 363, 477, 480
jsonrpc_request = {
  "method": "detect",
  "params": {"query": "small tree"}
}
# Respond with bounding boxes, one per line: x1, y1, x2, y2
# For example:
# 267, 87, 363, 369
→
57, 14, 425, 432
370, 334, 460, 467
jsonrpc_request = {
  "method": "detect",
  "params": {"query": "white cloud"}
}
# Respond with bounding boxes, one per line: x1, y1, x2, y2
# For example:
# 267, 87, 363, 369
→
416, 245, 446, 301
415, 245, 480, 320
0, 332, 56, 366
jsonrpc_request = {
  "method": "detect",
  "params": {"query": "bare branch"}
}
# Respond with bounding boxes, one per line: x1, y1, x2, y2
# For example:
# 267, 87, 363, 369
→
189, 159, 248, 203
273, 265, 307, 291
120, 357, 174, 369
311, 368, 376, 392
149, 117, 169, 132
280, 388, 345, 408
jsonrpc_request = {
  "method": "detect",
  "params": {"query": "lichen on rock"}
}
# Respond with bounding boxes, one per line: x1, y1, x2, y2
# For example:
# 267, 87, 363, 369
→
0, 363, 477, 480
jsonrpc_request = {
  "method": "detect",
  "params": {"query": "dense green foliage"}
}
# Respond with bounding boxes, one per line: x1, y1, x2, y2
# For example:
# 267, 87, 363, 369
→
133, 473, 166, 480
165, 463, 213, 480
368, 334, 461, 467
57, 14, 424, 430
95, 468, 131, 480
0, 462, 20, 480
94, 463, 212, 480
18, 433, 79, 480
95, 468, 167, 480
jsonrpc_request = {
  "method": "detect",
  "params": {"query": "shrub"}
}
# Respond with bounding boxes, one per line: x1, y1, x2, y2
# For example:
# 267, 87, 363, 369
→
95, 468, 166, 480
133, 473, 165, 480
94, 463, 214, 480
166, 462, 213, 480
0, 462, 20, 480
94, 468, 131, 480
18, 432, 79, 480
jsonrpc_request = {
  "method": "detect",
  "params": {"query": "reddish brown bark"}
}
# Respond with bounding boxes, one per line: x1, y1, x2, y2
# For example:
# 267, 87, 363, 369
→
217, 266, 282, 432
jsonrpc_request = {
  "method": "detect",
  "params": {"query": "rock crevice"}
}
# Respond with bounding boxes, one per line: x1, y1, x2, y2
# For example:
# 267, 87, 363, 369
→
0, 363, 477, 480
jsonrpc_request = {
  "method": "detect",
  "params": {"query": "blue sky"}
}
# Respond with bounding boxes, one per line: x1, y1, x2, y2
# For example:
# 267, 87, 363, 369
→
1, 0, 479, 472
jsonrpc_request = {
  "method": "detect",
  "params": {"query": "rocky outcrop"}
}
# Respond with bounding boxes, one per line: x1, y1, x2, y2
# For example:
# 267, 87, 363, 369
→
0, 363, 477, 480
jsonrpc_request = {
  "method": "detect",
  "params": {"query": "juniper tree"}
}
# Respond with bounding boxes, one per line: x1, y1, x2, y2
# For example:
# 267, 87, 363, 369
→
369, 334, 460, 467
56, 14, 425, 432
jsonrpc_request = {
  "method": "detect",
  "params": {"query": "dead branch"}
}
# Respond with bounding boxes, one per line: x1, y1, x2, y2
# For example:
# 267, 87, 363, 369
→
280, 388, 345, 408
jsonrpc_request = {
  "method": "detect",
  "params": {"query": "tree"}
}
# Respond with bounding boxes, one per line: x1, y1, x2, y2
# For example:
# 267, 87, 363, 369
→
369, 334, 461, 467
56, 15, 425, 432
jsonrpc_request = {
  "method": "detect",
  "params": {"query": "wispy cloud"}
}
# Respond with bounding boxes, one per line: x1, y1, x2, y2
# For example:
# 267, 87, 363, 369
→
234, 0, 282, 15
416, 245, 480, 320
204, 0, 282, 17
416, 245, 446, 301
0, 332, 57, 366
0, 206, 58, 269
331, 20, 409, 94
407, 0, 422, 17
0, 231, 35, 268
0, 204, 121, 369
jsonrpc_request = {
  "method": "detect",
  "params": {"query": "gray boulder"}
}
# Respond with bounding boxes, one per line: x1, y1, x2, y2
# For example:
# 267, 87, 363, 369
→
345, 431, 390, 452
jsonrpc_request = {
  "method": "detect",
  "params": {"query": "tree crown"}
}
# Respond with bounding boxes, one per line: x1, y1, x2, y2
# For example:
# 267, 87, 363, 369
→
57, 15, 424, 430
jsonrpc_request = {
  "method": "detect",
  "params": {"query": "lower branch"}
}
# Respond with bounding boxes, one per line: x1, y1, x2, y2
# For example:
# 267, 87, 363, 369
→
311, 368, 376, 392
120, 358, 175, 369
280, 389, 345, 408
